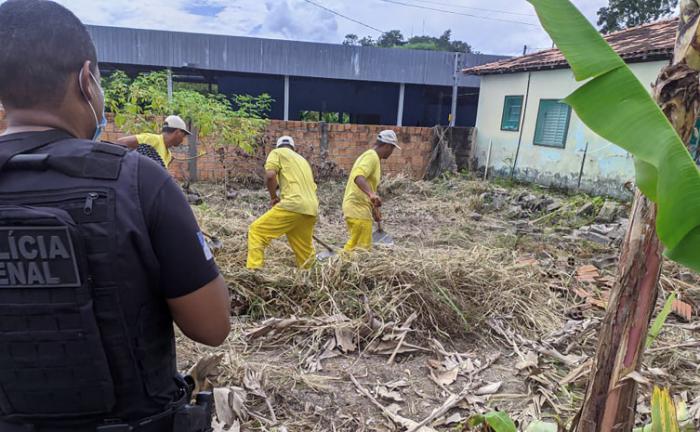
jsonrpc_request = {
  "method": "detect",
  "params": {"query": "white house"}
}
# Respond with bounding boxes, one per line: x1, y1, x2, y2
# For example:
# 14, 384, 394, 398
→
464, 19, 677, 198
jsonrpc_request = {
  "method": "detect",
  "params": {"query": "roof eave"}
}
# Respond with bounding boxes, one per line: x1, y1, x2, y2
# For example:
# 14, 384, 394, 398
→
463, 50, 673, 76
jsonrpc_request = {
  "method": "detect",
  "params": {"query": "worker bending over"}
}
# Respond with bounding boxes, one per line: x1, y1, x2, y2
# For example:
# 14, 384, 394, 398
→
117, 115, 190, 167
247, 136, 319, 269
343, 130, 400, 251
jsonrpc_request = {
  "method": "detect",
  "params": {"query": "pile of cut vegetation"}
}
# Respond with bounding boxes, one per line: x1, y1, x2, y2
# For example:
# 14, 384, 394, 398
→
196, 185, 567, 338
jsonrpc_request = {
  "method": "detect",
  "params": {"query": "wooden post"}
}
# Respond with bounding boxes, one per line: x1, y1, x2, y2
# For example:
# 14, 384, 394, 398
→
575, 9, 700, 430
188, 125, 198, 183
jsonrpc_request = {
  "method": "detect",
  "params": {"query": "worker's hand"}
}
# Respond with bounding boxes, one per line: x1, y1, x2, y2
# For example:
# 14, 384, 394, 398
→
368, 192, 382, 208
270, 197, 280, 208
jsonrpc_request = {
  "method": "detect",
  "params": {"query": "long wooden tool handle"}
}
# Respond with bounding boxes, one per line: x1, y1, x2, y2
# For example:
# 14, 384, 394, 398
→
374, 207, 383, 232
312, 235, 334, 253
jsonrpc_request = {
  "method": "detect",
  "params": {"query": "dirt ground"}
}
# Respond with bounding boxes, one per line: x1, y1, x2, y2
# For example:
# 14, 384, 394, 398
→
176, 174, 700, 431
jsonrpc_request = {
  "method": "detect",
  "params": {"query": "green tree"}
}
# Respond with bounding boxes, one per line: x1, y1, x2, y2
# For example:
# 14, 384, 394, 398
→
377, 30, 405, 47
345, 29, 472, 53
343, 34, 359, 46
358, 36, 375, 46
597, 0, 678, 33
102, 70, 271, 154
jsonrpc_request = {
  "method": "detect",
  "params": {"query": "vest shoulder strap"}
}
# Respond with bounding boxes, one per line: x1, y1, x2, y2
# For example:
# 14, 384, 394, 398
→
0, 129, 73, 172
1, 134, 128, 180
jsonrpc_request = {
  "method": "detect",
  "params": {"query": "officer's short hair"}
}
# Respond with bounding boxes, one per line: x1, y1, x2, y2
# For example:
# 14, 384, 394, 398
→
0, 0, 98, 109
162, 127, 178, 134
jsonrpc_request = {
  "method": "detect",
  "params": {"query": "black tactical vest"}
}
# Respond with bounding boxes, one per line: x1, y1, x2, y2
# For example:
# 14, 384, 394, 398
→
0, 130, 181, 429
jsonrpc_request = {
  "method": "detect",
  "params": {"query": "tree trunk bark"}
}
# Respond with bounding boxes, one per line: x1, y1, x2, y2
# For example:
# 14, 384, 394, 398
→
575, 17, 700, 432
575, 194, 663, 431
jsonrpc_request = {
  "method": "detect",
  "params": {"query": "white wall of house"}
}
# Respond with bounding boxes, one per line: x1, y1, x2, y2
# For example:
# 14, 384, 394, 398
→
472, 60, 668, 198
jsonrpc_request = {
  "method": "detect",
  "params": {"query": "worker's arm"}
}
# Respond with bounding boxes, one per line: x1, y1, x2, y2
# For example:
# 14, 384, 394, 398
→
265, 169, 280, 207
355, 175, 382, 208
167, 275, 230, 346
139, 158, 231, 347
117, 135, 139, 149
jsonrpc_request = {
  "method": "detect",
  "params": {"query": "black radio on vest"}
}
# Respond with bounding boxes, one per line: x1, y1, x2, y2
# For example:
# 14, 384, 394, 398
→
0, 130, 212, 432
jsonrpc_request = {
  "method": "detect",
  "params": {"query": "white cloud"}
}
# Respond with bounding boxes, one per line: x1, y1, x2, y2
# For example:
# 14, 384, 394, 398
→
6, 0, 610, 54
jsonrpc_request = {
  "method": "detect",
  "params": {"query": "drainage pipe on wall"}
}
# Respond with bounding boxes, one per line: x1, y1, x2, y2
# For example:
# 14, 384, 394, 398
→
484, 139, 493, 181
577, 141, 589, 189
510, 71, 532, 179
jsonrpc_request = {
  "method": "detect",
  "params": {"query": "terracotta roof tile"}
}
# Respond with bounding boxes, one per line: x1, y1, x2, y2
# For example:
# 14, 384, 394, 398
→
464, 18, 677, 75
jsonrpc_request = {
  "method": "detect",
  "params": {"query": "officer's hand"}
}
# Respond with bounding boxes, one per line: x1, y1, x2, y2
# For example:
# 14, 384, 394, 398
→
270, 197, 281, 208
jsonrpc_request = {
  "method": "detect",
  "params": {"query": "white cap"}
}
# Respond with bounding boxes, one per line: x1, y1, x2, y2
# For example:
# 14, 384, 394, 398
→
276, 136, 295, 148
377, 130, 401, 149
164, 115, 191, 135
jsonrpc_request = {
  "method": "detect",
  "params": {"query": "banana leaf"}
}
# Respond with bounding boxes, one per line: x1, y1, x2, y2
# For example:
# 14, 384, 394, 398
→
528, 0, 700, 272
651, 387, 681, 432
646, 293, 676, 349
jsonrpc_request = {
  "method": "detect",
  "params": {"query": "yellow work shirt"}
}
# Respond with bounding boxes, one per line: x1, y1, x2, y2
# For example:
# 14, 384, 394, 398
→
135, 133, 172, 167
265, 148, 319, 217
343, 149, 381, 220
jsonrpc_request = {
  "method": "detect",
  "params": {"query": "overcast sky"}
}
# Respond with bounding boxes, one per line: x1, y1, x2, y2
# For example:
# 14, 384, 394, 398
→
31, 0, 608, 55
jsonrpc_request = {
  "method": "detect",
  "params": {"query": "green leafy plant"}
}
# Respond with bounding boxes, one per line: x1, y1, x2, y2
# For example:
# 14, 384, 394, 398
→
467, 411, 517, 432
528, 0, 700, 272
525, 421, 558, 432
633, 387, 694, 432
102, 70, 271, 154
646, 293, 676, 348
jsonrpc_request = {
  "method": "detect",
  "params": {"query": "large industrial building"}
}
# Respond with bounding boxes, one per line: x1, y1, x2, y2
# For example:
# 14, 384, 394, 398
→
87, 25, 506, 127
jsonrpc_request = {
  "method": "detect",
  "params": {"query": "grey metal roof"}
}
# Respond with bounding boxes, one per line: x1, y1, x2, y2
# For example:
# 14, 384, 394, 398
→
87, 25, 507, 87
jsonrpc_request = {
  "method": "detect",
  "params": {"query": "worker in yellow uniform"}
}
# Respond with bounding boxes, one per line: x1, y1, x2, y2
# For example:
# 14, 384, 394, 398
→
247, 136, 319, 269
117, 115, 190, 168
343, 130, 401, 251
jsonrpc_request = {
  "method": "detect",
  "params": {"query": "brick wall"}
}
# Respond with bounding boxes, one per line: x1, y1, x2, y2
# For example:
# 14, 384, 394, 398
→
105, 117, 445, 182
1, 109, 474, 182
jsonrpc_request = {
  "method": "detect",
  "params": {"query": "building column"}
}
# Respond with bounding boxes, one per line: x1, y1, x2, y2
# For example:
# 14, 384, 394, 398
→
397, 83, 405, 126
284, 75, 290, 121
449, 53, 461, 127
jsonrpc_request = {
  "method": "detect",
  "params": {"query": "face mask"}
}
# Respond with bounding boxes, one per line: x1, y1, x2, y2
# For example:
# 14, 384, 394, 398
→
78, 70, 107, 141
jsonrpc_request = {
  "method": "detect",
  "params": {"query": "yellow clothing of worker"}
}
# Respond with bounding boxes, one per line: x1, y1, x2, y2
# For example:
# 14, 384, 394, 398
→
265, 148, 319, 216
247, 207, 317, 269
247, 148, 319, 269
342, 149, 381, 220
343, 218, 373, 251
135, 133, 172, 167
342, 149, 380, 251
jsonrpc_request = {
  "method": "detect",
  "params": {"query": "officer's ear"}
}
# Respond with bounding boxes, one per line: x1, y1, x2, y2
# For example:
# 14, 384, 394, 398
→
78, 61, 96, 101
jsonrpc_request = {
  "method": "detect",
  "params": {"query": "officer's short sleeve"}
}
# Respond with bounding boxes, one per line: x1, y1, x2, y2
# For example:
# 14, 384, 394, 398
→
138, 158, 220, 299
264, 150, 281, 173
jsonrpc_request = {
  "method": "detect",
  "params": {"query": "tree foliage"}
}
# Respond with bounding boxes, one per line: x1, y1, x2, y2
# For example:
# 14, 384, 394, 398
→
597, 0, 678, 34
101, 70, 272, 153
342, 29, 472, 53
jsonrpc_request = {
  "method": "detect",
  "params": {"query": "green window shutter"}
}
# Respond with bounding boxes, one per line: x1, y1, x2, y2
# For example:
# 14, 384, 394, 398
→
534, 99, 571, 148
500, 95, 523, 131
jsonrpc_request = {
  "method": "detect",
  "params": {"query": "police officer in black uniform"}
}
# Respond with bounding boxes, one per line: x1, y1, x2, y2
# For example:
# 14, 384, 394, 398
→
0, 1, 231, 431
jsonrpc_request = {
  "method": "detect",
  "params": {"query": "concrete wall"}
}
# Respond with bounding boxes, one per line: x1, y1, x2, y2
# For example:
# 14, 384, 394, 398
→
472, 60, 668, 198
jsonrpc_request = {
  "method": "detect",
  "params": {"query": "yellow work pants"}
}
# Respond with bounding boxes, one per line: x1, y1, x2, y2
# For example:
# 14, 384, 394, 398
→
247, 207, 317, 269
343, 218, 373, 251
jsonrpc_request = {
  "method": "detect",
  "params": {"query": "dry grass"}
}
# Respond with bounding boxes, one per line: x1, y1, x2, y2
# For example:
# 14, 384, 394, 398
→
182, 175, 700, 431
194, 176, 567, 339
